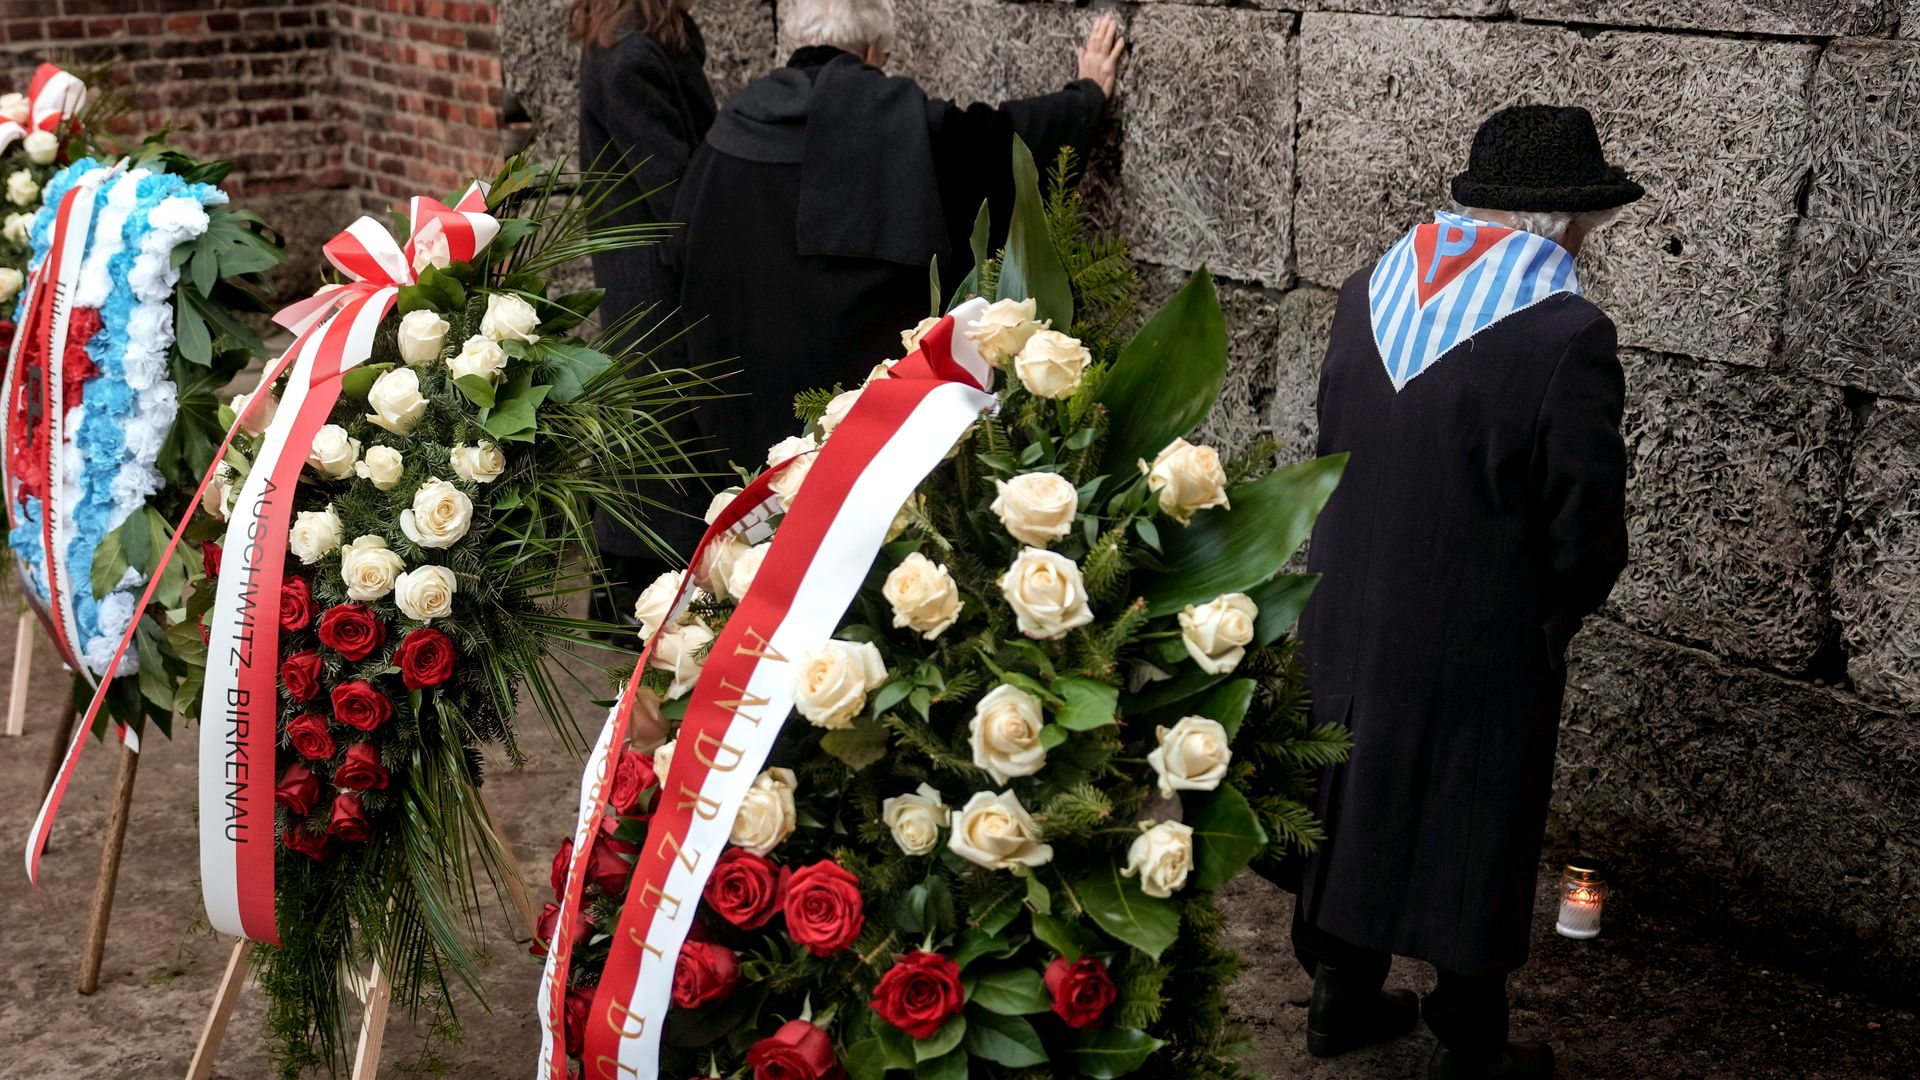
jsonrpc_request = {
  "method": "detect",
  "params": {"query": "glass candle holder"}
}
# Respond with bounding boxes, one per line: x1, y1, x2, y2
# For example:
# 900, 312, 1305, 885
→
1555, 863, 1607, 939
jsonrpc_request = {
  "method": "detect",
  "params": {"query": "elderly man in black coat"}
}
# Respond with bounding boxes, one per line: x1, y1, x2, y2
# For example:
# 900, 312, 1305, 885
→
661, 1, 1125, 497
1289, 105, 1640, 1080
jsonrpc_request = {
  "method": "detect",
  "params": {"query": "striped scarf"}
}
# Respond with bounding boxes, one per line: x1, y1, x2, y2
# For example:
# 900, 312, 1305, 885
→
1367, 209, 1580, 391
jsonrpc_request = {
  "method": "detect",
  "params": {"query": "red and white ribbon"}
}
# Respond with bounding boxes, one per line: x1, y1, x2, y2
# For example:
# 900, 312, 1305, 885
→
535, 300, 996, 1080
0, 63, 86, 155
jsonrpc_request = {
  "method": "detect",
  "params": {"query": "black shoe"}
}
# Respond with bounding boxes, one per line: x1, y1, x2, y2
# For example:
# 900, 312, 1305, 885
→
1427, 1041, 1555, 1079
1304, 963, 1419, 1058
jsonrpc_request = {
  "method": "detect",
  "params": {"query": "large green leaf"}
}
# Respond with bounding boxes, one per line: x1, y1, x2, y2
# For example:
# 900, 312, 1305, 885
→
1198, 678, 1254, 741
1053, 676, 1119, 731
1188, 783, 1269, 890
917, 1049, 969, 1080
539, 341, 614, 403
1076, 861, 1180, 960
914, 1015, 967, 1061
1137, 454, 1347, 617
994, 137, 1072, 329
966, 966, 1050, 1015
1066, 1027, 1165, 1079
1098, 268, 1228, 474
964, 1009, 1049, 1067
845, 1037, 887, 1080
820, 712, 890, 770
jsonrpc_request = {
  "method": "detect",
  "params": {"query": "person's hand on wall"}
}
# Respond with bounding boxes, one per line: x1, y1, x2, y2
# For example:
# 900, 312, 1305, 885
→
1077, 14, 1126, 98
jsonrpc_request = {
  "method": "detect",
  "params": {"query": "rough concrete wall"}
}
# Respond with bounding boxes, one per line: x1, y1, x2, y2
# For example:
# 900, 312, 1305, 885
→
886, 1, 1920, 988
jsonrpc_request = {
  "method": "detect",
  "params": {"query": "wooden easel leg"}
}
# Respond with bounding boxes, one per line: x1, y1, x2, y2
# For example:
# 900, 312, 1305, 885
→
478, 789, 538, 942
186, 940, 250, 1080
76, 739, 139, 994
5, 610, 30, 737
39, 693, 78, 802
349, 960, 392, 1080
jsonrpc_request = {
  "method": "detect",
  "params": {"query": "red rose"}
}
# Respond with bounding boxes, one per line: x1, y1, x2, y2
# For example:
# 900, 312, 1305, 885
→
870, 950, 965, 1039
274, 762, 320, 817
331, 680, 392, 731
202, 541, 222, 578
281, 649, 323, 702
782, 860, 865, 958
317, 604, 386, 661
531, 900, 591, 958
585, 834, 639, 898
747, 1019, 845, 1080
671, 940, 740, 1010
550, 838, 573, 900
329, 793, 371, 842
281, 825, 328, 861
563, 985, 594, 1058
334, 742, 390, 791
608, 749, 658, 815
280, 575, 313, 632
286, 713, 336, 761
394, 627, 455, 690
1044, 955, 1117, 1029
704, 848, 783, 930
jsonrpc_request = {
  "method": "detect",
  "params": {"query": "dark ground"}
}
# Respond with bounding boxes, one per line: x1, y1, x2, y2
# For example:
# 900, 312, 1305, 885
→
0, 608, 1914, 1079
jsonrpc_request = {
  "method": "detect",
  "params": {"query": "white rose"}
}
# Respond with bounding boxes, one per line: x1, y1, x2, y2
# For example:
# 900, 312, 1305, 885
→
1180, 593, 1258, 675
480, 291, 541, 344
900, 316, 939, 356
792, 639, 887, 730
1123, 820, 1195, 899
399, 478, 473, 549
883, 552, 964, 640
448, 441, 506, 484
396, 309, 449, 366
964, 297, 1045, 368
410, 230, 451, 274
307, 424, 361, 479
0, 94, 26, 125
447, 334, 508, 384
394, 564, 457, 621
817, 387, 862, 438
969, 684, 1047, 785
704, 489, 740, 524
882, 783, 950, 857
229, 391, 277, 436
1142, 438, 1230, 524
766, 432, 818, 508
354, 445, 404, 490
6, 170, 38, 208
998, 547, 1094, 640
339, 534, 405, 601
1013, 329, 1091, 399
0, 266, 24, 303
22, 130, 58, 166
947, 790, 1053, 872
204, 463, 236, 520
729, 767, 797, 856
365, 366, 428, 434
3, 212, 31, 245
650, 621, 714, 699
726, 541, 771, 600
632, 570, 697, 640
991, 472, 1077, 547
863, 357, 899, 386
696, 534, 749, 601
652, 738, 676, 782
288, 507, 344, 566
1147, 716, 1233, 799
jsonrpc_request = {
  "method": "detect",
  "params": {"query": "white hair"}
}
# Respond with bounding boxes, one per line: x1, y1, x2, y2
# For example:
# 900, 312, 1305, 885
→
779, 0, 896, 56
1453, 202, 1626, 245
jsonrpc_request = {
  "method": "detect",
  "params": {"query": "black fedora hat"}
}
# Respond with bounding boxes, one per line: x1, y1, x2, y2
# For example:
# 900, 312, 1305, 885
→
1450, 104, 1644, 213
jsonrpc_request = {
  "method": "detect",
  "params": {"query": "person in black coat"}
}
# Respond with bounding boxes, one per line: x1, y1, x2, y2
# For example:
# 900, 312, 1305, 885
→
1288, 106, 1641, 1080
660, 3, 1125, 505
574, 0, 718, 620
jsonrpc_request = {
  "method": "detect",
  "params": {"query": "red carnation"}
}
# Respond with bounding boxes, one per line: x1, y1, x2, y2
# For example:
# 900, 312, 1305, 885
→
550, 837, 573, 900
286, 712, 336, 761
202, 540, 222, 579
747, 1019, 845, 1080
703, 847, 783, 930
280, 575, 314, 632
870, 950, 965, 1039
782, 860, 865, 958
531, 900, 591, 958
280, 649, 323, 702
671, 940, 740, 1010
394, 627, 455, 689
281, 825, 328, 861
331, 680, 392, 731
328, 793, 371, 842
274, 762, 320, 818
563, 985, 594, 1058
317, 604, 386, 661
608, 749, 658, 815
334, 742, 390, 791
1044, 955, 1117, 1029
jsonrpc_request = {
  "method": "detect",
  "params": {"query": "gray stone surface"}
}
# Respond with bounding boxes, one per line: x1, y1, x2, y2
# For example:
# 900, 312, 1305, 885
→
702, 0, 779, 106
1783, 40, 1920, 399
1554, 619, 1920, 987
1295, 13, 1816, 368
1510, 0, 1896, 34
1835, 402, 1920, 710
1255, 0, 1507, 12
1610, 351, 1851, 670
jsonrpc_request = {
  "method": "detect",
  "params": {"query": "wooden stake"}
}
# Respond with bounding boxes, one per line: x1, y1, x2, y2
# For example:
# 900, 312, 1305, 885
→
349, 959, 392, 1080
6, 609, 31, 737
39, 692, 77, 802
478, 788, 538, 942
76, 739, 139, 994
186, 940, 250, 1080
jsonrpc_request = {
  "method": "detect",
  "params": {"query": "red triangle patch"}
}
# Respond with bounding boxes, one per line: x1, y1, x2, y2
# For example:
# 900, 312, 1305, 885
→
1411, 220, 1513, 307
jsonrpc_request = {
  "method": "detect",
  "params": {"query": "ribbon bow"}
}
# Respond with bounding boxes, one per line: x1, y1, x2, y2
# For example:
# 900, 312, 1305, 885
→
0, 64, 86, 154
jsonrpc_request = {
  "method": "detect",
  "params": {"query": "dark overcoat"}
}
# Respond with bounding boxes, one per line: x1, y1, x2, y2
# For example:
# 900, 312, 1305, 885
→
1294, 269, 1629, 977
